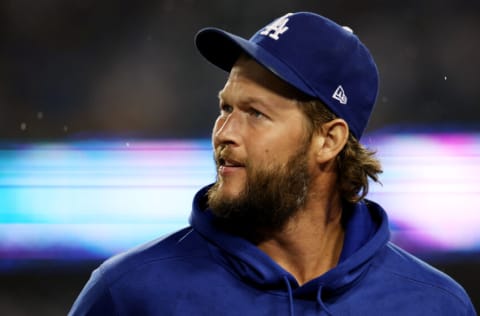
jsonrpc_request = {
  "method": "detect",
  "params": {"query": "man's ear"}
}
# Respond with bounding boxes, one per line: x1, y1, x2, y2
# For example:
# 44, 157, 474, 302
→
313, 119, 349, 164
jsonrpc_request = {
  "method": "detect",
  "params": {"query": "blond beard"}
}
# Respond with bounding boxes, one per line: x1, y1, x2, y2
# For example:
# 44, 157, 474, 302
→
207, 142, 311, 242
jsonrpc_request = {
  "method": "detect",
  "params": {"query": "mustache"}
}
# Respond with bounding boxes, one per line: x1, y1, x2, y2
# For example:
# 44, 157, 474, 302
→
214, 146, 246, 167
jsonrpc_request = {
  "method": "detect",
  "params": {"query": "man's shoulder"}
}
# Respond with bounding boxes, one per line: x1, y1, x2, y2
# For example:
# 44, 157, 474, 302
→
68, 227, 216, 315
373, 242, 474, 310
97, 227, 209, 285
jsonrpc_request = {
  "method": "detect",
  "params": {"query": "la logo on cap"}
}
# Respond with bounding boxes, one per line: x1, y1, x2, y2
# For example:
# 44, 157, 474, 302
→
260, 13, 293, 40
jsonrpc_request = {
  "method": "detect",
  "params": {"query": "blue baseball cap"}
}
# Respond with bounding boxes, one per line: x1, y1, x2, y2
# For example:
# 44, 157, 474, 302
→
195, 12, 379, 139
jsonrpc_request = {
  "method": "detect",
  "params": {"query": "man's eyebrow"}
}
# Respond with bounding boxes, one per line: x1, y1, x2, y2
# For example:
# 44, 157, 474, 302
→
218, 92, 271, 110
217, 90, 271, 110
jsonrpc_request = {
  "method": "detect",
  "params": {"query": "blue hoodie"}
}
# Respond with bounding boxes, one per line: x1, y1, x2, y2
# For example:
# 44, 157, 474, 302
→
69, 185, 476, 315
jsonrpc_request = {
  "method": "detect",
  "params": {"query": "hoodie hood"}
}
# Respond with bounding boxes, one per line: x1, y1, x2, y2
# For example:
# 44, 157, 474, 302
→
189, 185, 390, 305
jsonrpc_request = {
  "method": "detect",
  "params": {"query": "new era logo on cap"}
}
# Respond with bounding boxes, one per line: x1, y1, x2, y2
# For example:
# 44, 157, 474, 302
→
332, 85, 348, 104
195, 12, 379, 139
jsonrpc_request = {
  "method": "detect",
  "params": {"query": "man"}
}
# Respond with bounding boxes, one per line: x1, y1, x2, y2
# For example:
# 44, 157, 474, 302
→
69, 12, 476, 315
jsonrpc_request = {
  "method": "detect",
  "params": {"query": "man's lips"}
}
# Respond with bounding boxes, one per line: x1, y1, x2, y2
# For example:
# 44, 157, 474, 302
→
219, 157, 245, 167
217, 157, 245, 175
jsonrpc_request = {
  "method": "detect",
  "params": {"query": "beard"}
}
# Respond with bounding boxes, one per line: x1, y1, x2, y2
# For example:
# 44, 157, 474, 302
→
207, 142, 311, 243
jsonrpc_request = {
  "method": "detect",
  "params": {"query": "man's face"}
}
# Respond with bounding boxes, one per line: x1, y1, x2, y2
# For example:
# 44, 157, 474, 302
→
207, 56, 314, 235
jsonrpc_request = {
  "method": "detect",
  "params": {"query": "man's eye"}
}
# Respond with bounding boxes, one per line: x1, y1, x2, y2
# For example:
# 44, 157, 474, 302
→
249, 108, 264, 118
220, 104, 233, 114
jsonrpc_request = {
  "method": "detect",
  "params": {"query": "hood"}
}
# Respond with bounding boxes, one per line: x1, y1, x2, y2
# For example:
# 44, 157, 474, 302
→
189, 185, 390, 307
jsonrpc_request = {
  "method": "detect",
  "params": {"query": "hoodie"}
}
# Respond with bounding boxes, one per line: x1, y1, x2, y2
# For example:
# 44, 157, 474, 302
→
69, 185, 476, 315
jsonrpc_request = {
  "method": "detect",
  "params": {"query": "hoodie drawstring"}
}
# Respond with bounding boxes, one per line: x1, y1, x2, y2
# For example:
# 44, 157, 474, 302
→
316, 287, 333, 316
283, 275, 295, 316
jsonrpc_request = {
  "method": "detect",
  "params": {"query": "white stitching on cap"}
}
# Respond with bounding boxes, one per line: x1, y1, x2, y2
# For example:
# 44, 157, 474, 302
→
259, 13, 293, 40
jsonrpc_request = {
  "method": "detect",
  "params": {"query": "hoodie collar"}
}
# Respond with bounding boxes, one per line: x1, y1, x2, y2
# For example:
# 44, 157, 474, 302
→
189, 185, 390, 298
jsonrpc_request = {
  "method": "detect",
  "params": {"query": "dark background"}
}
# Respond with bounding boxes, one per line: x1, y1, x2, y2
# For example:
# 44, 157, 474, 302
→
0, 0, 479, 314
1, 0, 479, 141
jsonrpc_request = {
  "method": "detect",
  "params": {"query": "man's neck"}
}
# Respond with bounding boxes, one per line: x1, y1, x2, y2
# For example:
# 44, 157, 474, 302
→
257, 198, 344, 286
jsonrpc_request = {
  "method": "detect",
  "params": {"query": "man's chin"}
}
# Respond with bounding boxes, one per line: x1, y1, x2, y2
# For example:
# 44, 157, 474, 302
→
212, 181, 245, 200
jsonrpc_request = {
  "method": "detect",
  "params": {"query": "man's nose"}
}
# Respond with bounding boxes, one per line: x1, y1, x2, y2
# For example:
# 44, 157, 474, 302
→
213, 112, 241, 146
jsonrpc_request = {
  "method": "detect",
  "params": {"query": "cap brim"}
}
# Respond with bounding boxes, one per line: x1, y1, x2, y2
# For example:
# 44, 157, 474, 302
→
194, 27, 315, 98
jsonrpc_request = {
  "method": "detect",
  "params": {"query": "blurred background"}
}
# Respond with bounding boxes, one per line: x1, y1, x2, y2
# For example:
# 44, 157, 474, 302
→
0, 0, 479, 314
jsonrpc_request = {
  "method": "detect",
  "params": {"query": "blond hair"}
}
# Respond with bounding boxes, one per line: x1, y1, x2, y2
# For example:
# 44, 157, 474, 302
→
299, 99, 382, 203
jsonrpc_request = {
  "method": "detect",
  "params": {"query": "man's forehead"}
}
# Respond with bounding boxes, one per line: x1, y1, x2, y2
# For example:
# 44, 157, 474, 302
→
225, 55, 311, 101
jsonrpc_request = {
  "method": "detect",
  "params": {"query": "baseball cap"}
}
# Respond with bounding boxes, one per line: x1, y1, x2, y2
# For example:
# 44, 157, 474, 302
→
195, 12, 379, 139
